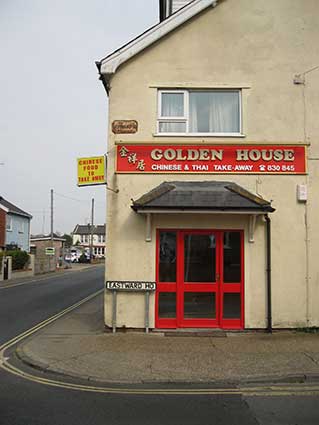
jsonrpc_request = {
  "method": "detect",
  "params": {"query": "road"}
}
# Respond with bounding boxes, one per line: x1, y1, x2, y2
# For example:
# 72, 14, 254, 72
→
0, 266, 318, 425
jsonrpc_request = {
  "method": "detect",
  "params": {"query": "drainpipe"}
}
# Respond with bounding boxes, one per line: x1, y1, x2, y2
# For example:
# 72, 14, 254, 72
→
265, 214, 272, 333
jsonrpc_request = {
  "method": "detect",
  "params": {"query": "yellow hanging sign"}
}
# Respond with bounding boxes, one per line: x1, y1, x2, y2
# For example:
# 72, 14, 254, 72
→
77, 156, 106, 186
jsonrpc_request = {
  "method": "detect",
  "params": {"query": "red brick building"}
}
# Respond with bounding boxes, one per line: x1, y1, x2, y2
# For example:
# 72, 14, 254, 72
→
0, 205, 8, 250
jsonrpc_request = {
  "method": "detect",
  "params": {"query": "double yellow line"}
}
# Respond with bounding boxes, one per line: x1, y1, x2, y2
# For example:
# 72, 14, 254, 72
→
1, 290, 319, 396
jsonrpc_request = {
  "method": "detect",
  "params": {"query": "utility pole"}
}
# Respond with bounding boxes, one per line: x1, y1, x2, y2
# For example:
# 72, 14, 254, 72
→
90, 198, 94, 262
51, 189, 54, 242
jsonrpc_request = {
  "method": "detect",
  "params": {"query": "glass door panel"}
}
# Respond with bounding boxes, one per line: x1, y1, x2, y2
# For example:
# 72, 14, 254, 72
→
158, 292, 176, 319
184, 234, 216, 282
159, 232, 177, 282
223, 232, 241, 283
181, 231, 219, 327
184, 293, 216, 319
223, 293, 241, 319
157, 231, 177, 328
221, 231, 243, 329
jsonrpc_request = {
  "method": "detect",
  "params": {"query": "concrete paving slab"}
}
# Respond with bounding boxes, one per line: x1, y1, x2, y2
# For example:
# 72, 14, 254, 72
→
17, 294, 319, 384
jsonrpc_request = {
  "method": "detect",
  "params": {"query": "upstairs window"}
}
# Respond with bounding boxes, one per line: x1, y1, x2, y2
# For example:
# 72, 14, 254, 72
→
6, 217, 12, 231
158, 89, 241, 135
18, 221, 24, 234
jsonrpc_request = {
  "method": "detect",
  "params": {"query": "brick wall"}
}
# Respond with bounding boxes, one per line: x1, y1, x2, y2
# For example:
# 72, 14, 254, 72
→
32, 239, 64, 274
0, 210, 6, 248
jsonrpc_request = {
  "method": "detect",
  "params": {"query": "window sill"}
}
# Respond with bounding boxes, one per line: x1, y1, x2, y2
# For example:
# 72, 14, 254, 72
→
153, 133, 246, 138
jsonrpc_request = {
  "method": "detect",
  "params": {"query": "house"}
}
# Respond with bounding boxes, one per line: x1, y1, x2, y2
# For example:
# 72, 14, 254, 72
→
30, 234, 66, 274
72, 224, 106, 258
96, 0, 319, 331
0, 197, 32, 252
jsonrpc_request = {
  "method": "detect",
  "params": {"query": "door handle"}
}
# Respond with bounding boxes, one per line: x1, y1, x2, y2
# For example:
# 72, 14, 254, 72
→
216, 273, 220, 282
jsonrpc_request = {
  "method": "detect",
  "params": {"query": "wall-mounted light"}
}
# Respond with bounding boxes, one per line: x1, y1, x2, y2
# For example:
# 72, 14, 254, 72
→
293, 74, 305, 85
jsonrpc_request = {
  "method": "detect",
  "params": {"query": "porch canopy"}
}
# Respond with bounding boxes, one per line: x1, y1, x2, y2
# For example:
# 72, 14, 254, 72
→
131, 181, 275, 242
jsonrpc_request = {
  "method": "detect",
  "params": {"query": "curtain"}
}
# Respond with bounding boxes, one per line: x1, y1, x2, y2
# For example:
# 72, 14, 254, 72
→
161, 93, 184, 117
189, 91, 240, 133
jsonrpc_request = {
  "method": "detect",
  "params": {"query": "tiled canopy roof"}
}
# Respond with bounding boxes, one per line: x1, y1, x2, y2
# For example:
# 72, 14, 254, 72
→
132, 181, 275, 213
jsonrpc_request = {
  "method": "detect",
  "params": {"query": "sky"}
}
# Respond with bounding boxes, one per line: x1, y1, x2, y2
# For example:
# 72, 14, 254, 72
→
0, 0, 158, 235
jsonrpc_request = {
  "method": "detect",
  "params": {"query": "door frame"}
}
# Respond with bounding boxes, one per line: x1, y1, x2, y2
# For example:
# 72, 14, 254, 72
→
155, 228, 245, 330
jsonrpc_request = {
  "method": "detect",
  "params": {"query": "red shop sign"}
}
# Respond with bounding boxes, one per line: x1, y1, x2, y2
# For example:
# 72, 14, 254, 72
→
116, 144, 306, 174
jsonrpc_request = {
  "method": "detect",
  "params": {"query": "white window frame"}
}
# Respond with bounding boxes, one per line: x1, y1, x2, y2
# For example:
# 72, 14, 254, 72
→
157, 89, 189, 133
157, 89, 243, 137
6, 216, 13, 232
18, 221, 24, 234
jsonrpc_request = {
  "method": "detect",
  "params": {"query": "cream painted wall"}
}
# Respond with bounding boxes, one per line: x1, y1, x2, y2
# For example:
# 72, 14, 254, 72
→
104, 0, 319, 329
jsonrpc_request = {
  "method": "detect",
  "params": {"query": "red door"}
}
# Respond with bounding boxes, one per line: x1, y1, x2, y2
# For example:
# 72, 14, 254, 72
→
156, 229, 244, 329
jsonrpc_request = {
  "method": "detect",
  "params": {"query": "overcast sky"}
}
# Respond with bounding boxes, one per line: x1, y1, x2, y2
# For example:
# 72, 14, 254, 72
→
0, 0, 158, 235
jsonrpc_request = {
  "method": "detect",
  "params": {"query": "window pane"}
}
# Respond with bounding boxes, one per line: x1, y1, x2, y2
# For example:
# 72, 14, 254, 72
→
161, 93, 184, 117
159, 232, 177, 282
223, 293, 241, 319
159, 292, 176, 318
6, 218, 12, 230
223, 232, 241, 283
184, 234, 216, 282
184, 292, 215, 319
159, 121, 186, 133
189, 91, 240, 133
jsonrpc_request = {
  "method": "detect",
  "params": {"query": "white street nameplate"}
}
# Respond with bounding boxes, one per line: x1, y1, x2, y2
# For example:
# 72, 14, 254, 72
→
106, 281, 156, 291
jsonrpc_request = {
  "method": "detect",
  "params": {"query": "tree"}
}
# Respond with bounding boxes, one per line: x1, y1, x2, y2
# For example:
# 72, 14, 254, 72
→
62, 234, 73, 248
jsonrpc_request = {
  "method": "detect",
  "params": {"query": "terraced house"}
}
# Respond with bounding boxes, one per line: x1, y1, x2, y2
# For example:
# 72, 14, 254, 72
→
0, 197, 32, 252
96, 0, 319, 332
72, 224, 106, 258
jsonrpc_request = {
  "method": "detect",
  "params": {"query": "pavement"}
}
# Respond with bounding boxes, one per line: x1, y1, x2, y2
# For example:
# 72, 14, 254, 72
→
15, 292, 319, 386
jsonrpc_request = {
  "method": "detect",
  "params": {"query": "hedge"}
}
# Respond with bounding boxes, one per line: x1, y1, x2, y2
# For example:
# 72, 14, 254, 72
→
6, 250, 30, 271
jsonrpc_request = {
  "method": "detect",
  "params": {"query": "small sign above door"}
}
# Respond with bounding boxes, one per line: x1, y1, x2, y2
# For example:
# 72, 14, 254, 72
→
112, 120, 138, 134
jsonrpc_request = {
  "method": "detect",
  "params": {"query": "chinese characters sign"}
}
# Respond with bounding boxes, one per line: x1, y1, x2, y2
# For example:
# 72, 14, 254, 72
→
116, 145, 306, 174
77, 156, 106, 186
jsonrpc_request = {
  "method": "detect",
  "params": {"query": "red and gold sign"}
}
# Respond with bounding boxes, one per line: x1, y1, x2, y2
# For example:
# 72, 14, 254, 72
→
116, 145, 306, 174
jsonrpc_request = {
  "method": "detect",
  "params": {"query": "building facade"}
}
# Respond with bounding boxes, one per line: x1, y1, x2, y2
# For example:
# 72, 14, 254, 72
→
72, 224, 106, 258
30, 235, 66, 274
97, 0, 319, 331
0, 197, 32, 252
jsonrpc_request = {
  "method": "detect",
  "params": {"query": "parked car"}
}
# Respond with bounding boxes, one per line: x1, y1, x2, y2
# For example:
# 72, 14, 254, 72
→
65, 249, 81, 263
78, 253, 90, 263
